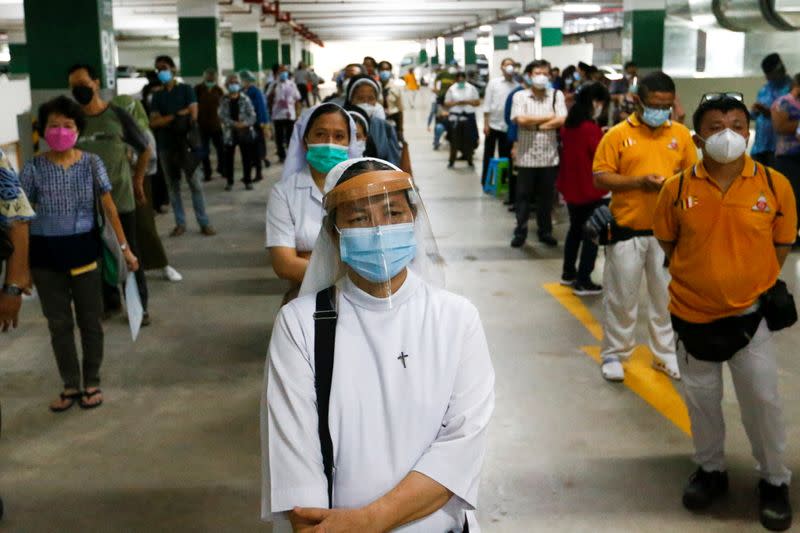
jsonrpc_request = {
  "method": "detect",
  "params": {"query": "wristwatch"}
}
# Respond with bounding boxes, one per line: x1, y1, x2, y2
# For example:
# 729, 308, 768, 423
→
120, 243, 129, 252
2, 284, 23, 296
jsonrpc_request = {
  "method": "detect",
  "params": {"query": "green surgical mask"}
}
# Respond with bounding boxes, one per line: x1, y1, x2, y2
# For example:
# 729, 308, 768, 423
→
306, 143, 349, 174
457, 81, 466, 89
204, 80, 216, 88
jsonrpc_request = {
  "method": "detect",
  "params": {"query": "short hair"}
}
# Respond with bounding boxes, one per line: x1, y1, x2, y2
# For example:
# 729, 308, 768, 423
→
692, 96, 750, 132
303, 103, 351, 143
638, 71, 675, 100
155, 55, 175, 69
623, 61, 637, 70
500, 57, 515, 65
761, 53, 782, 74
578, 61, 590, 71
239, 69, 256, 82
37, 95, 86, 136
67, 63, 99, 80
203, 67, 217, 77
526, 60, 550, 74
454, 71, 466, 79
378, 60, 393, 70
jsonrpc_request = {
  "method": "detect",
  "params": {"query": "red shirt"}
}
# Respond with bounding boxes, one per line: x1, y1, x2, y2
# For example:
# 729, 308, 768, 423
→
557, 120, 608, 205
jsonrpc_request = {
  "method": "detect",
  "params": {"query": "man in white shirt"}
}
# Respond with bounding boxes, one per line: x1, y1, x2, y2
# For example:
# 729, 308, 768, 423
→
266, 66, 303, 163
510, 59, 567, 248
262, 157, 495, 533
482, 58, 519, 186
444, 71, 481, 169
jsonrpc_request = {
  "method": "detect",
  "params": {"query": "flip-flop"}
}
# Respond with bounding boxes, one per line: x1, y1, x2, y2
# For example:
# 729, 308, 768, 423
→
79, 389, 103, 410
49, 391, 82, 413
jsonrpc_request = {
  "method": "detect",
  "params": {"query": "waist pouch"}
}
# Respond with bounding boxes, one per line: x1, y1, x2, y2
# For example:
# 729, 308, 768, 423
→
672, 312, 762, 363
760, 279, 798, 331
584, 204, 652, 245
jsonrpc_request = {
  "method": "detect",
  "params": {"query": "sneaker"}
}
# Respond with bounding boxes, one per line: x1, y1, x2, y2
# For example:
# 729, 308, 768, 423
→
573, 281, 603, 296
169, 225, 186, 237
538, 234, 558, 247
682, 468, 728, 511
759, 480, 792, 531
511, 234, 526, 248
560, 275, 577, 287
163, 266, 183, 282
200, 225, 217, 236
601, 358, 625, 382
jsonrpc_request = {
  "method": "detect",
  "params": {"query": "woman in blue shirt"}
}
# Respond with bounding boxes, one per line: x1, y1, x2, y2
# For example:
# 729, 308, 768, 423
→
20, 96, 138, 412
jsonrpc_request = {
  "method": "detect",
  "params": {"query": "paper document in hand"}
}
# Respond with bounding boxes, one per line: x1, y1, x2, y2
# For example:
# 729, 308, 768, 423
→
124, 273, 143, 341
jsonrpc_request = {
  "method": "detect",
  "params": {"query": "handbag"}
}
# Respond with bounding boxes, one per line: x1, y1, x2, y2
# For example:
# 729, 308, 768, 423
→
672, 312, 762, 363
760, 279, 798, 331
233, 126, 256, 145
90, 156, 128, 286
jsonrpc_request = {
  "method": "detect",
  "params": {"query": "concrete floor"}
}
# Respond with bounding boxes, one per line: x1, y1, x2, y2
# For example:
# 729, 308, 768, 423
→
2, 93, 800, 532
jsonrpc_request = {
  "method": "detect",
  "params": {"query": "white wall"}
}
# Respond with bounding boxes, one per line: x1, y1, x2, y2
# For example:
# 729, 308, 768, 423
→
311, 40, 421, 83
0, 76, 31, 145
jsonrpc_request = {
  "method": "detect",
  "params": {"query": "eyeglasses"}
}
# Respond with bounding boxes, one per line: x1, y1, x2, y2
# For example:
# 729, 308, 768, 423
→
700, 92, 744, 103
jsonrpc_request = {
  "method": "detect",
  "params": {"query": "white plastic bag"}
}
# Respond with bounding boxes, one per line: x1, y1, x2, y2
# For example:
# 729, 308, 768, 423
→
124, 273, 143, 341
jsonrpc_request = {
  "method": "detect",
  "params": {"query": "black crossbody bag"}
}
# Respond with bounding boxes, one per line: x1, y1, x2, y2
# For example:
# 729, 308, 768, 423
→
313, 287, 469, 532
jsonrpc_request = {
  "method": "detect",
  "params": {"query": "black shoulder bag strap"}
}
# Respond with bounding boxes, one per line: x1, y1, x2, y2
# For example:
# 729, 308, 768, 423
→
313, 285, 338, 509
672, 165, 694, 207
758, 163, 782, 216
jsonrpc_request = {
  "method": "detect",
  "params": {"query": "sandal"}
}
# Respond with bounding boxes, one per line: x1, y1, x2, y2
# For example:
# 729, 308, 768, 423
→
79, 389, 104, 410
49, 391, 82, 413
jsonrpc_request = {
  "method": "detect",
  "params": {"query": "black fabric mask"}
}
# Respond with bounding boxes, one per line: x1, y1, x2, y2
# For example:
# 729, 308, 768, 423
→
72, 85, 94, 105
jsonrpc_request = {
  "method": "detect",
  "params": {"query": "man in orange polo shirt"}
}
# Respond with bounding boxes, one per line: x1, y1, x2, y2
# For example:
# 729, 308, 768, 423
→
655, 95, 796, 531
593, 71, 697, 382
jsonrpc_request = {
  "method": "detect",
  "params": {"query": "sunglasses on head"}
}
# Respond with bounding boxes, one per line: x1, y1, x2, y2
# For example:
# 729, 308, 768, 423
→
700, 92, 744, 104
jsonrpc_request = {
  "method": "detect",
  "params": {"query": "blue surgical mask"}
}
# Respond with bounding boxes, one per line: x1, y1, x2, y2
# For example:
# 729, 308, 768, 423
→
157, 69, 173, 84
306, 143, 349, 174
354, 139, 367, 156
523, 75, 533, 87
227, 83, 241, 93
339, 223, 417, 283
279, 71, 289, 81
379, 70, 391, 82
641, 106, 671, 128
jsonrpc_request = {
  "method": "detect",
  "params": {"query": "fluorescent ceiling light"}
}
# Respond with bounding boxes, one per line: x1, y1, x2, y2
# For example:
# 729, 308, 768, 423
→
515, 16, 535, 24
479, 24, 492, 32
563, 3, 601, 13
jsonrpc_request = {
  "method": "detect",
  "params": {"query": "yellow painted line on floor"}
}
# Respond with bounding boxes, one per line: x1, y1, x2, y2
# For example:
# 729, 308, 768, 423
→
543, 282, 692, 436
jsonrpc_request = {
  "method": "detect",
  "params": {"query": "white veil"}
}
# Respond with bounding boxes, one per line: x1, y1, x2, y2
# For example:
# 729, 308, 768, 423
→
298, 157, 445, 298
280, 102, 363, 180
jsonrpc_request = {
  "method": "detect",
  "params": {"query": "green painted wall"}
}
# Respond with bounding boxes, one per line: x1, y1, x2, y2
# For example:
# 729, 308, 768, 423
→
541, 28, 563, 47
24, 0, 114, 90
178, 17, 218, 77
493, 35, 509, 51
261, 39, 279, 70
431, 55, 439, 66
281, 43, 291, 65
464, 40, 477, 65
444, 43, 454, 64
418, 49, 428, 64
233, 31, 259, 72
624, 9, 665, 69
9, 43, 28, 74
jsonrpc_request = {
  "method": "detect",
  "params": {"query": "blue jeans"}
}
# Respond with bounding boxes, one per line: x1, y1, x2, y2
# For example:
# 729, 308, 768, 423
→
159, 151, 210, 228
434, 123, 447, 148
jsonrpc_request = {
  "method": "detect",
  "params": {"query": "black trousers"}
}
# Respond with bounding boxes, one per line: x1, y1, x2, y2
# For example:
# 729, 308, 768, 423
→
103, 211, 148, 312
251, 126, 267, 181
274, 119, 295, 162
200, 129, 224, 179
773, 153, 800, 235
515, 166, 557, 239
297, 83, 310, 106
481, 128, 512, 185
223, 140, 256, 185
563, 200, 608, 283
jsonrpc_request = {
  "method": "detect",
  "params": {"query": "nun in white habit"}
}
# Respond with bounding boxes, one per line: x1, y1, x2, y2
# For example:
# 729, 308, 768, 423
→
261, 158, 495, 532
265, 103, 363, 303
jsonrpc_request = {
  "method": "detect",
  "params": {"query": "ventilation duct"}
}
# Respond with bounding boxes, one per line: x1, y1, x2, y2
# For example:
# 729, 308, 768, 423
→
711, 0, 800, 31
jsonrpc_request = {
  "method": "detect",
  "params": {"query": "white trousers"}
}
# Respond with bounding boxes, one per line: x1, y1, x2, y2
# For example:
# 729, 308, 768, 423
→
677, 321, 791, 485
601, 236, 676, 364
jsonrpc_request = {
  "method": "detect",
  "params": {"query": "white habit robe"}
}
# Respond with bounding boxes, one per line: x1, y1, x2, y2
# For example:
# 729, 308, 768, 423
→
261, 269, 495, 532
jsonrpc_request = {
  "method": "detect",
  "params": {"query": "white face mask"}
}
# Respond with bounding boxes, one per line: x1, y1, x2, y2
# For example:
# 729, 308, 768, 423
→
357, 102, 386, 120
701, 128, 747, 164
532, 74, 549, 90
503, 65, 515, 76
354, 139, 367, 156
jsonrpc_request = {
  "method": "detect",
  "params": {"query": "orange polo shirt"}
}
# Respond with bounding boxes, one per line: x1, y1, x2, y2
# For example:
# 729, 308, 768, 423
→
593, 114, 697, 231
653, 156, 797, 323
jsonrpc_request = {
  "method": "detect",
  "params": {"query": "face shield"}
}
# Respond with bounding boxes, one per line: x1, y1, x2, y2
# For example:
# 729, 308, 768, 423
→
299, 158, 445, 306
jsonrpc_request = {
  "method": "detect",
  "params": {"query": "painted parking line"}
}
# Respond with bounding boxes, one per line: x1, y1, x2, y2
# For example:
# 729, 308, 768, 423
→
543, 282, 691, 436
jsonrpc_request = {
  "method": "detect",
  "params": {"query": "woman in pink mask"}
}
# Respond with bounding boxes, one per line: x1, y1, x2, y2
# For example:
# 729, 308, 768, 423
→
20, 96, 138, 412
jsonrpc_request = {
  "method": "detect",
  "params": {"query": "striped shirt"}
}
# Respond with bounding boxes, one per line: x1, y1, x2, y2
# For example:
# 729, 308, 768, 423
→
510, 88, 567, 168
20, 152, 112, 237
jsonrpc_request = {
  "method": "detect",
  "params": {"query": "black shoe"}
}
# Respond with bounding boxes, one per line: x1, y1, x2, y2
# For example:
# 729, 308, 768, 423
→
507, 205, 516, 212
573, 281, 603, 296
538, 234, 558, 247
224, 184, 233, 191
682, 468, 729, 511
245, 183, 254, 190
467, 160, 474, 167
447, 162, 454, 169
141, 312, 151, 327
759, 480, 792, 531
503, 200, 513, 206
511, 234, 526, 248
560, 274, 577, 287
263, 159, 271, 168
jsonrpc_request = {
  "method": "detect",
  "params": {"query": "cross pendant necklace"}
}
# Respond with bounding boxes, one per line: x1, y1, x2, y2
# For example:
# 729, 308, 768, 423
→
397, 352, 409, 369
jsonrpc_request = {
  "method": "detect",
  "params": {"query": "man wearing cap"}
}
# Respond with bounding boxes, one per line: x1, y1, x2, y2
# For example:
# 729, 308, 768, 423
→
241, 70, 270, 183
751, 53, 793, 168
261, 158, 494, 533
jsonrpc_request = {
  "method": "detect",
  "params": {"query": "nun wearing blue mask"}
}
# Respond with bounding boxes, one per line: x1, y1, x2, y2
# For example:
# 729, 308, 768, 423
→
266, 103, 361, 304
344, 74, 403, 168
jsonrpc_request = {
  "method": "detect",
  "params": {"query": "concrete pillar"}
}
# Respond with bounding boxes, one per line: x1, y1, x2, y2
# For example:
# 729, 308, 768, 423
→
261, 25, 281, 72
623, 0, 666, 69
428, 39, 439, 65
464, 31, 478, 66
231, 13, 260, 74
7, 29, 27, 77
444, 37, 455, 65
177, 0, 219, 84
493, 23, 510, 51
23, 0, 116, 108
535, 10, 563, 60
418, 41, 429, 64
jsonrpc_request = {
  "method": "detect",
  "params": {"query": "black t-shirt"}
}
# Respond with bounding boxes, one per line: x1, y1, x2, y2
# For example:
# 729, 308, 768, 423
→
230, 98, 240, 122
150, 83, 197, 150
